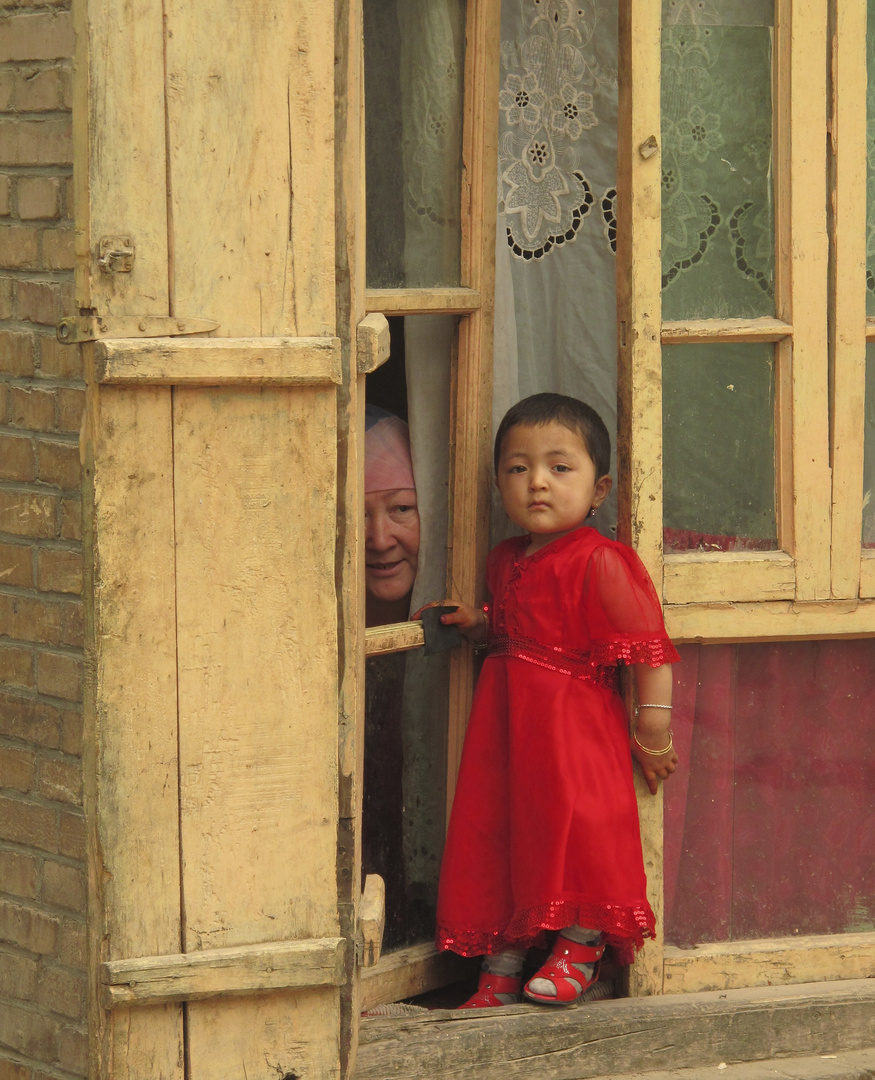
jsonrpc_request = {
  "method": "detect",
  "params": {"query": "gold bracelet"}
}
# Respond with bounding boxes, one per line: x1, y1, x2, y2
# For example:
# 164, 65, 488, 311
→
633, 731, 674, 756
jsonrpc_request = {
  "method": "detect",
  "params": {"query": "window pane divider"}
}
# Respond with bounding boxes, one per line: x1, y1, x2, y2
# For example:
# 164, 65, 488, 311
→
661, 318, 792, 345
364, 288, 481, 315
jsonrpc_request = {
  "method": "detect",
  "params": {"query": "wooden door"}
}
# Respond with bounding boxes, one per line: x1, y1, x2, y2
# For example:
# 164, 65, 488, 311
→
75, 1, 357, 1077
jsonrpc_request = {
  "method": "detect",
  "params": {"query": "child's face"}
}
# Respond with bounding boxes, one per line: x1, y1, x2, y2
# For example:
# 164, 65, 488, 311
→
364, 488, 420, 602
496, 421, 612, 552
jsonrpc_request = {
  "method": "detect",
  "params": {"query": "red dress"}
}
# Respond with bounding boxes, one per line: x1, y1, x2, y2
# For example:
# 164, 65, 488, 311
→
436, 526, 680, 963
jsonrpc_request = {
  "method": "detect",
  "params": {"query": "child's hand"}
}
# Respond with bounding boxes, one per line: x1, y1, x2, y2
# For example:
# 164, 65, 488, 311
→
630, 732, 679, 796
411, 600, 488, 644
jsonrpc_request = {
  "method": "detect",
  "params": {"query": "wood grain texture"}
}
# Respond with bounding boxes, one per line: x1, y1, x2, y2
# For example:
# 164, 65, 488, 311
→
354, 979, 875, 1080
359, 943, 473, 1013
356, 314, 391, 374
663, 552, 796, 605
364, 289, 481, 314
94, 336, 342, 385
860, 552, 875, 598
661, 318, 792, 344
829, 0, 867, 598
617, 0, 664, 998
102, 938, 346, 1006
665, 598, 875, 642
84, 385, 184, 1080
663, 932, 875, 993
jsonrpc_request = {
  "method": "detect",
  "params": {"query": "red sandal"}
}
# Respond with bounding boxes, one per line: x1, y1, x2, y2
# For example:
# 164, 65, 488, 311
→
523, 935, 604, 1005
457, 971, 522, 1009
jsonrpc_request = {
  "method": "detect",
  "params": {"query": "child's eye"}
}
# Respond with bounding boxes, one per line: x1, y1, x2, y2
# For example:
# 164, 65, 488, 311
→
507, 465, 527, 474
552, 464, 571, 472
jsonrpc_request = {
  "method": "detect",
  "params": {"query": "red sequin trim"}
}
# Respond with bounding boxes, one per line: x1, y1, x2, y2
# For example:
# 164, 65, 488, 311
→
487, 634, 678, 687
437, 899, 656, 966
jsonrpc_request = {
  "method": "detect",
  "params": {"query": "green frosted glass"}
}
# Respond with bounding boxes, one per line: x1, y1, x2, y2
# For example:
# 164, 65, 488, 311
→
661, 8, 775, 319
663, 343, 777, 550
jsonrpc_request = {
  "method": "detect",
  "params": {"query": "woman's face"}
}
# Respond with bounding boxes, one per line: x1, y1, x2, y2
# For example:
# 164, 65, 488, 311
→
364, 488, 420, 602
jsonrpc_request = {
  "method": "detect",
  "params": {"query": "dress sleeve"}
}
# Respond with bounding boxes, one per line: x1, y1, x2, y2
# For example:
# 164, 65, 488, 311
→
583, 541, 681, 668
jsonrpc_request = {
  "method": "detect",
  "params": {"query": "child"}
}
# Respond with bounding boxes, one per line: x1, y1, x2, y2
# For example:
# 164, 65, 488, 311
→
432, 393, 680, 1007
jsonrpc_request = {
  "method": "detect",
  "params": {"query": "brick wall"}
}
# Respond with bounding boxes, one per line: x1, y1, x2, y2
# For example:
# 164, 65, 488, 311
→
0, 1, 87, 1077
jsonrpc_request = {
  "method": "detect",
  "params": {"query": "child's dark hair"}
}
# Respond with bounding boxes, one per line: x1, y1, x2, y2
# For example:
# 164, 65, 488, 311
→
494, 393, 611, 478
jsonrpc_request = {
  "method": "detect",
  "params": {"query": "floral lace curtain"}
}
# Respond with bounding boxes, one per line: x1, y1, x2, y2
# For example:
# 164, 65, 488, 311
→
492, 0, 620, 542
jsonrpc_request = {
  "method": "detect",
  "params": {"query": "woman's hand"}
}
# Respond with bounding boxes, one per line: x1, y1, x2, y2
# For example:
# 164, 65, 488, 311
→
412, 600, 488, 644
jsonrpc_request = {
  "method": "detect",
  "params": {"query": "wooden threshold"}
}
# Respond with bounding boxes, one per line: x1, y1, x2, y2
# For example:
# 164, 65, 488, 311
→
354, 978, 875, 1080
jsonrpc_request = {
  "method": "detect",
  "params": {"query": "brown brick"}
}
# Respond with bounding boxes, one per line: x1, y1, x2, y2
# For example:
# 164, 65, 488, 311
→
0, 691, 61, 748
0, 850, 40, 900
0, 644, 34, 692
41, 228, 73, 270
0, 542, 33, 587
0, 999, 61, 1062
0, 118, 72, 167
58, 708, 82, 757
0, 174, 9, 217
58, 599, 83, 648
63, 175, 74, 217
0, 746, 36, 791
0, 593, 62, 644
37, 548, 81, 594
0, 329, 36, 376
0, 491, 57, 539
18, 177, 58, 220
0, 433, 36, 481
38, 757, 81, 806
0, 225, 39, 269
57, 917, 85, 969
9, 386, 55, 430
38, 334, 80, 379
36, 650, 81, 701
58, 1025, 87, 1076
0, 277, 13, 320
59, 63, 72, 111
0, 795, 57, 854
0, 1063, 30, 1080
0, 70, 12, 111
0, 12, 75, 63
42, 860, 84, 914
36, 439, 79, 489
12, 67, 62, 113
55, 387, 83, 433
37, 962, 84, 1018
15, 279, 63, 325
58, 496, 80, 541
0, 949, 39, 1001
0, 898, 59, 953
57, 808, 84, 859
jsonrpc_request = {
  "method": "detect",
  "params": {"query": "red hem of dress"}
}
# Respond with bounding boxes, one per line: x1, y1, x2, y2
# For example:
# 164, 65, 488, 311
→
436, 899, 656, 966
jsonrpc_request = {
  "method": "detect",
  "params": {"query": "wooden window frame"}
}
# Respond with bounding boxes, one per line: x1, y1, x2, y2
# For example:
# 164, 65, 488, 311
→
358, 0, 501, 1010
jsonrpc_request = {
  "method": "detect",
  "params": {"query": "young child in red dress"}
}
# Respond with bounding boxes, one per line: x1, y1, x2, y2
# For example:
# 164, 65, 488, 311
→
431, 393, 680, 1008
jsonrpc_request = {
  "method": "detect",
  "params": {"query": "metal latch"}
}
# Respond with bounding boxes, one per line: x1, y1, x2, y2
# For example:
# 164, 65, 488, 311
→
98, 236, 135, 274
56, 315, 219, 344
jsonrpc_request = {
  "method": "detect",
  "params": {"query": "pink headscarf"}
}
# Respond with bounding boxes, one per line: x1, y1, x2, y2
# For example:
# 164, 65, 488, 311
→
365, 407, 415, 494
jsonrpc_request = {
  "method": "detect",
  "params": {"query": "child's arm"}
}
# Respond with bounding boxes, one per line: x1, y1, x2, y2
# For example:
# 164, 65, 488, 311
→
631, 662, 678, 796
411, 600, 488, 645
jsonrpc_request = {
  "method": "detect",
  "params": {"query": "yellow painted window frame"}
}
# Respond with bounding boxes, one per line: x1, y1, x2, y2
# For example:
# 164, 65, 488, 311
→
358, 0, 501, 1011
619, 0, 875, 996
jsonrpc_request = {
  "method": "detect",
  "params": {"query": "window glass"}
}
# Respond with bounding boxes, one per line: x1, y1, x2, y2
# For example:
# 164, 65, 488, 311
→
665, 641, 875, 945
363, 316, 453, 950
663, 343, 777, 552
364, 0, 466, 289
661, 1, 775, 319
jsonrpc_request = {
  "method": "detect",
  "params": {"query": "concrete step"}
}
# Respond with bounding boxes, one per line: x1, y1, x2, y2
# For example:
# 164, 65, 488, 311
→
355, 979, 875, 1080
606, 1048, 875, 1080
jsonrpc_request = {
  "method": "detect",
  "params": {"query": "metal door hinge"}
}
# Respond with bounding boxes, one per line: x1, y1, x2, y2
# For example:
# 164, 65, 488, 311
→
56, 315, 219, 344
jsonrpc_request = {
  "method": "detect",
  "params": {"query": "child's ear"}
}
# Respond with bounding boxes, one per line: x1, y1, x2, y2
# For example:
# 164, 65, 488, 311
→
593, 474, 612, 508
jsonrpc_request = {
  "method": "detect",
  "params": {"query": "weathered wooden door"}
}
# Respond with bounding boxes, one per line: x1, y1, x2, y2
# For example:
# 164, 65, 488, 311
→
75, 1, 359, 1077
